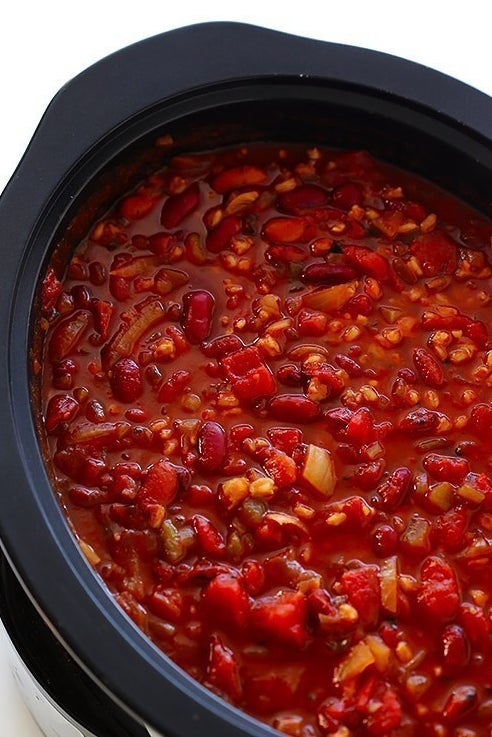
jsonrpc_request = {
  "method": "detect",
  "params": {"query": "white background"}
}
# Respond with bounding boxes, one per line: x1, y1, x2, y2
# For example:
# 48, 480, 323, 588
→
0, 1, 491, 735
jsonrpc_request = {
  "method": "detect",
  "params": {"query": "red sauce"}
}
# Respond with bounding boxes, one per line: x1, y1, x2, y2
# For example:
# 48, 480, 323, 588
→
39, 143, 492, 736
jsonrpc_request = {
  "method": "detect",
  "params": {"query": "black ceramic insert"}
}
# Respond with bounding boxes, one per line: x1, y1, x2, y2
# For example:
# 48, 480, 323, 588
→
0, 22, 490, 737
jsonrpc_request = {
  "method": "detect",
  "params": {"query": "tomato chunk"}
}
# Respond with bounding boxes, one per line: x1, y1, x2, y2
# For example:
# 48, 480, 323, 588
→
417, 556, 460, 620
251, 590, 309, 647
221, 346, 276, 401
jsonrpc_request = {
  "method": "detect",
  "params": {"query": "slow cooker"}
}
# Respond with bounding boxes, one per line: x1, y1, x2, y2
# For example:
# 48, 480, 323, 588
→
0, 21, 491, 737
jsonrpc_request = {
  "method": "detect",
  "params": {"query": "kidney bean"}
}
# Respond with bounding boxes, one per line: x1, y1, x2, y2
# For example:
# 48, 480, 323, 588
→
197, 421, 227, 473
443, 685, 478, 723
442, 624, 470, 672
182, 290, 215, 344
86, 399, 106, 423
398, 407, 441, 435
279, 184, 328, 212
110, 358, 143, 403
71, 285, 91, 309
300, 263, 357, 285
265, 245, 307, 264
211, 165, 266, 193
263, 216, 316, 244
372, 525, 398, 557
344, 293, 373, 317
45, 394, 80, 433
88, 261, 108, 286
161, 183, 200, 229
332, 182, 363, 209
201, 334, 243, 358
120, 191, 158, 220
185, 484, 215, 506
109, 276, 131, 302
413, 347, 444, 388
52, 358, 78, 390
334, 353, 363, 377
158, 370, 191, 403
277, 364, 303, 387
372, 467, 412, 511
268, 394, 320, 423
69, 486, 107, 508
205, 215, 242, 253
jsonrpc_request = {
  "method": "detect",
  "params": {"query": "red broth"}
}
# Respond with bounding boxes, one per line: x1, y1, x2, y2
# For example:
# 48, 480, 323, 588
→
39, 143, 492, 736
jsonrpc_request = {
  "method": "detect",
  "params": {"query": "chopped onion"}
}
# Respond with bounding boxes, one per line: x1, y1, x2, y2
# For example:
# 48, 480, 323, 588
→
301, 444, 337, 496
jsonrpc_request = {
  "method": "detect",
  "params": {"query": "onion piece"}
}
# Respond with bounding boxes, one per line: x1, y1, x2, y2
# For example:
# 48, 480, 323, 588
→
301, 444, 337, 496
102, 298, 165, 368
379, 556, 398, 614
302, 281, 357, 313
334, 640, 375, 684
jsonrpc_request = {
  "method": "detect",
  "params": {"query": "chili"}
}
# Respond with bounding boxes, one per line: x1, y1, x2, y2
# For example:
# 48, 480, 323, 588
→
39, 142, 492, 737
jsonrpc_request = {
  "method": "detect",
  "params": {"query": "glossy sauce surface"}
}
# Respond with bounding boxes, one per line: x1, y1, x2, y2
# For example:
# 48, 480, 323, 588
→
39, 143, 492, 737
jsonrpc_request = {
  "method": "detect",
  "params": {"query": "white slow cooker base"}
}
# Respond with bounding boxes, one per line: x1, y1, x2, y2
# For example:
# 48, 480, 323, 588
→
1, 621, 161, 737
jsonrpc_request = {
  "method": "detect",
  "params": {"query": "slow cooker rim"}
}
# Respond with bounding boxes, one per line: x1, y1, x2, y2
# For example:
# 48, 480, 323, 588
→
1, 21, 492, 737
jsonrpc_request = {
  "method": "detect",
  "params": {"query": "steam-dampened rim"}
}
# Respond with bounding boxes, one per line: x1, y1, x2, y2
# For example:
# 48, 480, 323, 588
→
0, 22, 491, 737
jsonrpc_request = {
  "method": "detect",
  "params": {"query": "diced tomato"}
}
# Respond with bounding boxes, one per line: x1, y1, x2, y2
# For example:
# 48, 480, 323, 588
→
365, 683, 402, 735
137, 460, 178, 508
148, 587, 184, 623
417, 556, 460, 620
207, 635, 242, 701
267, 427, 302, 456
41, 266, 62, 312
332, 182, 363, 209
410, 231, 458, 276
244, 666, 304, 715
251, 590, 309, 647
202, 573, 250, 629
343, 245, 391, 282
432, 508, 468, 551
192, 515, 226, 557
241, 560, 265, 596
263, 449, 297, 487
345, 407, 377, 445
423, 454, 470, 485
221, 346, 276, 401
340, 566, 380, 625
297, 309, 329, 336
469, 403, 492, 436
